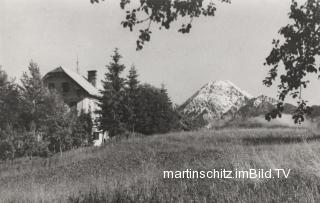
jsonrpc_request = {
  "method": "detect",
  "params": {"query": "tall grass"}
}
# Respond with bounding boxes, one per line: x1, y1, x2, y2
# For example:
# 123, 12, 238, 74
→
1, 128, 320, 202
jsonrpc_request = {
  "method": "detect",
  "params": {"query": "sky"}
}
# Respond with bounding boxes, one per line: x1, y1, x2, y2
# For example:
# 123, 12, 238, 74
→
1, 0, 319, 105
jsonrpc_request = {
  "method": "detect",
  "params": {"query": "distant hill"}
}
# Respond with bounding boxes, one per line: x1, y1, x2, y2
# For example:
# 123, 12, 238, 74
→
232, 95, 296, 118
306, 105, 320, 121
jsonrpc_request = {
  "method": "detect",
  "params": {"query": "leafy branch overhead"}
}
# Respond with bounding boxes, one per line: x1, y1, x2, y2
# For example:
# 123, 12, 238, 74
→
91, 0, 230, 50
264, 0, 320, 123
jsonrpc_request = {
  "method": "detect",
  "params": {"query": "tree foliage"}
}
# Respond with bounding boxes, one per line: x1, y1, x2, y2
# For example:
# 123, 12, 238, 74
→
264, 0, 320, 123
91, 0, 230, 50
20, 61, 48, 132
0, 68, 23, 160
124, 65, 140, 132
43, 92, 73, 155
133, 84, 179, 134
0, 63, 95, 160
0, 68, 21, 130
97, 48, 127, 137
72, 110, 94, 147
97, 49, 179, 136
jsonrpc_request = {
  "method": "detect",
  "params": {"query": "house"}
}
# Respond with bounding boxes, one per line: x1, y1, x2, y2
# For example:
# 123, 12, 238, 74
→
43, 66, 108, 146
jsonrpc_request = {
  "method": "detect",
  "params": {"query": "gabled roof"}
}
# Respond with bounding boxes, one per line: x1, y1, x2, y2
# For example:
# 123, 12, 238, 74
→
43, 66, 100, 97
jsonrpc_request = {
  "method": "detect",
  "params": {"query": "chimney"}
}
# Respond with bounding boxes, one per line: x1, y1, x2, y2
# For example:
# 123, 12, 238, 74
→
87, 70, 97, 87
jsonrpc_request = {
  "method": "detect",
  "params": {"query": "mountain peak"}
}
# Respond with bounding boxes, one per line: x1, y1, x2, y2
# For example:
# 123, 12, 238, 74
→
179, 82, 299, 129
202, 80, 253, 99
180, 80, 252, 126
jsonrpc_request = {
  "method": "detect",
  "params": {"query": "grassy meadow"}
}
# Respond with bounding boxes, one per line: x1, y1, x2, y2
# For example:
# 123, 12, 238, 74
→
2, 128, 320, 202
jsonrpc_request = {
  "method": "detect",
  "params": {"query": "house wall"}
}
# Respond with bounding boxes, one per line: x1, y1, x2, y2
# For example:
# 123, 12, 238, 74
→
76, 97, 99, 118
43, 71, 107, 146
43, 72, 89, 106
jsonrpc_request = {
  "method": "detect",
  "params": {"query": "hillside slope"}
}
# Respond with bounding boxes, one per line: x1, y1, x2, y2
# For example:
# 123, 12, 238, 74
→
1, 129, 320, 202
233, 95, 296, 118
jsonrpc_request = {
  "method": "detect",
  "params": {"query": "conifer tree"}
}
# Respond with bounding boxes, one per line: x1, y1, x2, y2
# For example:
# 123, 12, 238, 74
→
19, 62, 74, 157
0, 68, 20, 130
98, 48, 127, 137
127, 65, 139, 93
134, 84, 178, 135
20, 61, 47, 132
158, 84, 176, 132
125, 65, 140, 132
0, 68, 21, 160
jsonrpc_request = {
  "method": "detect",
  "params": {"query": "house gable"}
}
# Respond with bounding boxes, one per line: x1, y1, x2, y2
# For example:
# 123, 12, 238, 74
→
43, 67, 100, 106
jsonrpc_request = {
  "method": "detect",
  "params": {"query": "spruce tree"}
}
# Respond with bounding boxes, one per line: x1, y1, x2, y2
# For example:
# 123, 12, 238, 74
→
158, 84, 174, 133
98, 48, 127, 137
20, 61, 47, 132
0, 68, 20, 130
127, 65, 139, 93
125, 65, 140, 132
0, 68, 21, 160
134, 84, 179, 135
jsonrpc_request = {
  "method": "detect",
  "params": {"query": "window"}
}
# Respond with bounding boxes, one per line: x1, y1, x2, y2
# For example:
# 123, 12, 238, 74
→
48, 83, 55, 90
61, 82, 70, 93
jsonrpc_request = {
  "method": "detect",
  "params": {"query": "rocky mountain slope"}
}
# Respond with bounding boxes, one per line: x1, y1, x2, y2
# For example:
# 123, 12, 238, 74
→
179, 81, 297, 128
179, 80, 253, 127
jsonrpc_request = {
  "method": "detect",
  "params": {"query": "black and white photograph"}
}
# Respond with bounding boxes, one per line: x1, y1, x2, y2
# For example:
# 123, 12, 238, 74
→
1, 0, 320, 202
